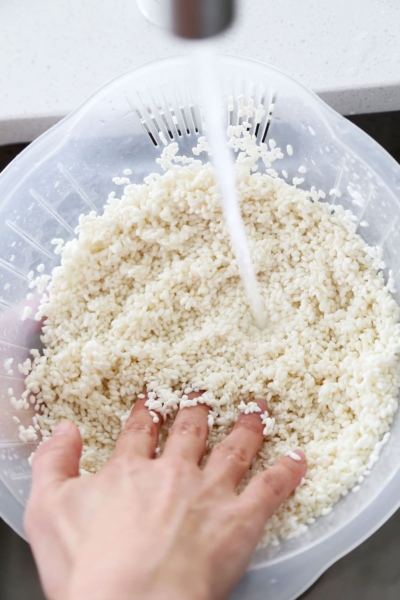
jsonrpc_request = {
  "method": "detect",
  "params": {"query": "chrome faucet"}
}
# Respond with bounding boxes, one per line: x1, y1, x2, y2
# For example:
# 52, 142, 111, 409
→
137, 0, 235, 38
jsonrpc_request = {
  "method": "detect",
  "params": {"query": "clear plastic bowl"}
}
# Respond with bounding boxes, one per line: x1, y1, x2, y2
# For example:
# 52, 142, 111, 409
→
1, 55, 400, 600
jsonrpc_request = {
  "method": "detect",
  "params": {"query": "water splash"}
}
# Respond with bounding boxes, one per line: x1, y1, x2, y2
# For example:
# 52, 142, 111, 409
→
192, 46, 267, 330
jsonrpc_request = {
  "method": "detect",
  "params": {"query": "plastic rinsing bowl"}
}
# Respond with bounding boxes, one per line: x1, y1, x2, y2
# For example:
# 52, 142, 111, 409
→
1, 54, 400, 599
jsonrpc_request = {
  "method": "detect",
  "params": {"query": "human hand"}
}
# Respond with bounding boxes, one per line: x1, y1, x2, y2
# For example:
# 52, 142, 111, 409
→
24, 395, 306, 600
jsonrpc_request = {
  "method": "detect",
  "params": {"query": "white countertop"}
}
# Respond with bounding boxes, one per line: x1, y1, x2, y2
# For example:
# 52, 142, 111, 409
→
1, 0, 400, 145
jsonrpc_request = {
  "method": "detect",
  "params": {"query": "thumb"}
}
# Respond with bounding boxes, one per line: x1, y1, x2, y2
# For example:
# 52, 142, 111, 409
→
31, 421, 82, 491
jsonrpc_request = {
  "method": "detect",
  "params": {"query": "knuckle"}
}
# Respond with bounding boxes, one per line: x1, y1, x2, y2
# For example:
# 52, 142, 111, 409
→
236, 418, 262, 435
261, 470, 287, 499
108, 454, 130, 472
216, 443, 249, 467
123, 420, 156, 438
166, 455, 194, 477
213, 507, 236, 528
169, 420, 203, 439
108, 451, 146, 474
124, 463, 146, 479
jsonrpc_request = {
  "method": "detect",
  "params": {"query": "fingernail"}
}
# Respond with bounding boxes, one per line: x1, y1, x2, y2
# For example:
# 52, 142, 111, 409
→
53, 421, 72, 436
255, 399, 269, 411
285, 450, 305, 462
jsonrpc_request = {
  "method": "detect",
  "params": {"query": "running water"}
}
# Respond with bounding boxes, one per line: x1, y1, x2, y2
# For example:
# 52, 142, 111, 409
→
193, 46, 267, 330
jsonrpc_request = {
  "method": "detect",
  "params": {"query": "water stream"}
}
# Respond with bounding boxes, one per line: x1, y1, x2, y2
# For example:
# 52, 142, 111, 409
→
193, 46, 267, 330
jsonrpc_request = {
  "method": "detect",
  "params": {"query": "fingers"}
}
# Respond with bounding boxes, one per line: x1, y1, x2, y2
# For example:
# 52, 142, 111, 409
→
31, 421, 82, 491
238, 451, 307, 527
204, 400, 267, 491
114, 392, 208, 464
162, 394, 209, 464
113, 398, 161, 460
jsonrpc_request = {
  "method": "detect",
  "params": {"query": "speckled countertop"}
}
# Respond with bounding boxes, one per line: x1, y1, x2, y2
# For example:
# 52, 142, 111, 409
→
0, 0, 399, 144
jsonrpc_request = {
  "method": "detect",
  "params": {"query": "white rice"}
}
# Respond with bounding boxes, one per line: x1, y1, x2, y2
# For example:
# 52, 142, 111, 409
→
238, 401, 262, 415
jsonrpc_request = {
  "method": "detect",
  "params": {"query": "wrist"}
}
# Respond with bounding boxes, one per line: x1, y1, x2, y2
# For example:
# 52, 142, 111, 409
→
67, 577, 211, 600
